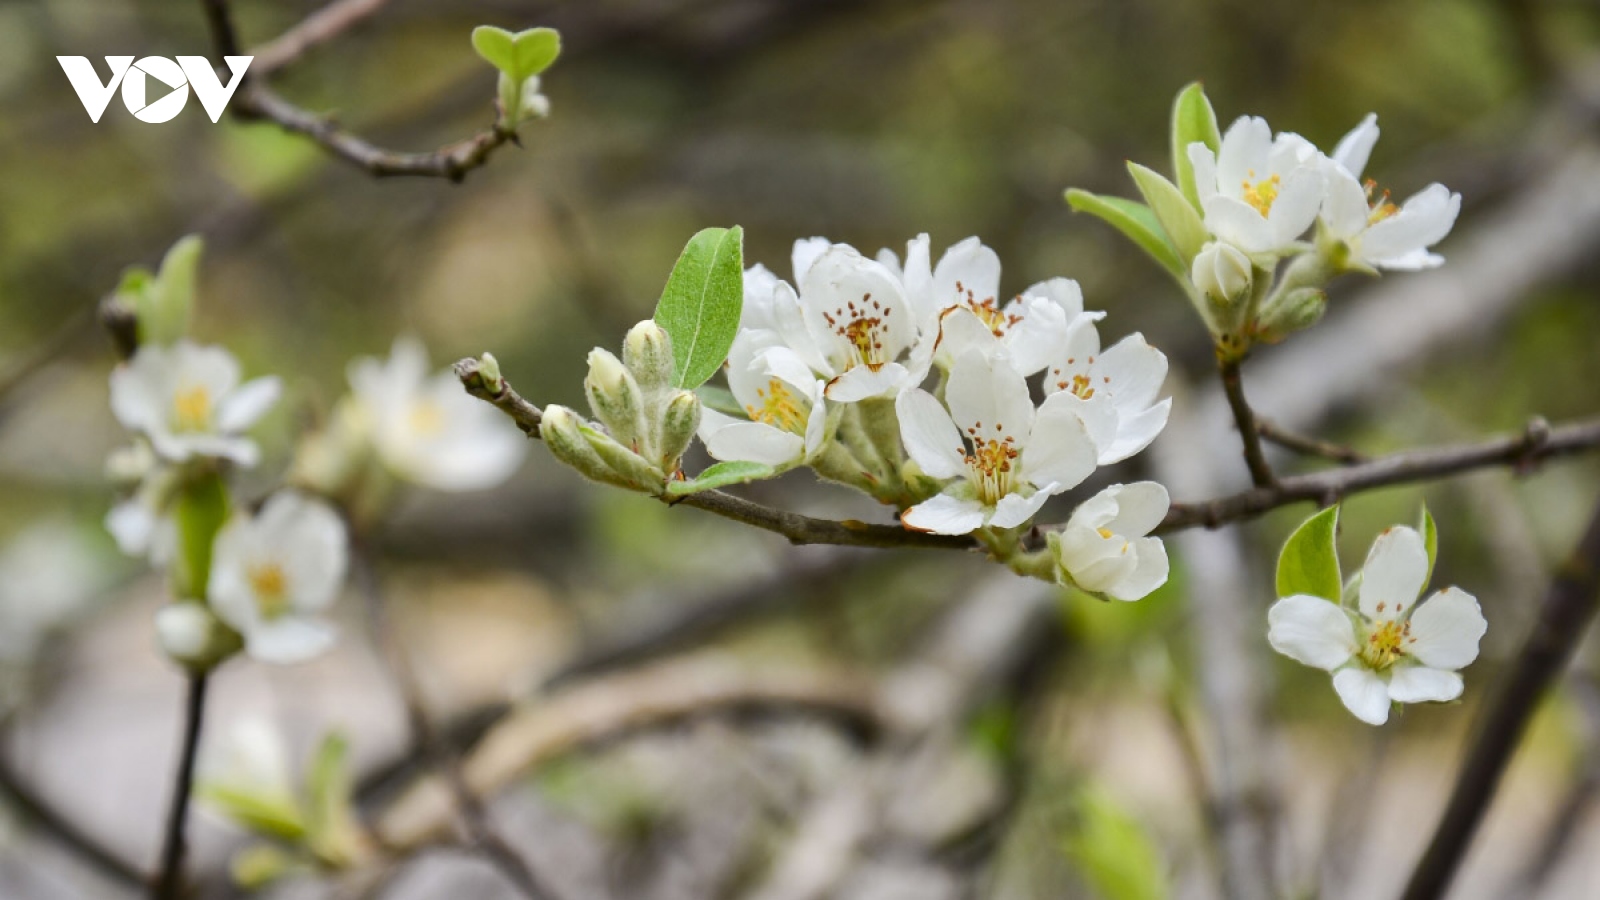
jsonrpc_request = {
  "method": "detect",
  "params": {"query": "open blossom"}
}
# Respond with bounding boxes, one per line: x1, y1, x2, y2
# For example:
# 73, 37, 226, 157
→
740, 243, 920, 402
208, 491, 349, 665
1318, 114, 1461, 271
697, 332, 830, 468
896, 350, 1100, 535
1268, 526, 1487, 725
884, 235, 1098, 376
1188, 116, 1324, 256
1043, 318, 1170, 465
104, 442, 179, 567
109, 341, 281, 467
1051, 482, 1170, 601
348, 337, 526, 491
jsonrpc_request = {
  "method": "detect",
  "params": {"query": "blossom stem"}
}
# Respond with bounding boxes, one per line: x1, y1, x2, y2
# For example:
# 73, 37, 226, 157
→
1255, 419, 1366, 465
1217, 359, 1277, 488
1400, 492, 1600, 900
152, 673, 209, 900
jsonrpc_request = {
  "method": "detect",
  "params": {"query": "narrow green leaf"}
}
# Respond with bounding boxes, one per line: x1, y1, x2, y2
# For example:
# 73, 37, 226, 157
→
1276, 505, 1342, 601
1126, 162, 1208, 266
1064, 189, 1183, 278
1170, 82, 1222, 210
1418, 504, 1438, 588
196, 783, 305, 842
666, 460, 777, 496
695, 384, 745, 418
653, 226, 745, 390
1061, 786, 1170, 900
470, 26, 516, 74
147, 234, 202, 345
305, 732, 350, 846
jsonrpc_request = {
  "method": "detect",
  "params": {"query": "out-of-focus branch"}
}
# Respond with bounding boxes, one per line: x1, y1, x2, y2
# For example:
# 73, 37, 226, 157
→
249, 0, 392, 77
1401, 492, 1600, 900
153, 674, 210, 900
372, 656, 882, 850
1256, 419, 1367, 465
199, 0, 515, 181
0, 746, 147, 888
0, 310, 94, 413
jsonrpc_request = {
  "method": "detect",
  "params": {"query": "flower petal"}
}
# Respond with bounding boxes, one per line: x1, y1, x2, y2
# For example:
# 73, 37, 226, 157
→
1266, 165, 1323, 245
1216, 116, 1272, 198
1358, 526, 1430, 620
1320, 167, 1371, 241
1022, 397, 1098, 492
1101, 398, 1171, 465
1331, 113, 1379, 178
896, 389, 966, 479
1268, 594, 1358, 671
825, 362, 908, 402
1333, 667, 1391, 725
1103, 481, 1170, 537
1105, 536, 1169, 601
216, 376, 282, 432
247, 617, 337, 665
932, 236, 1001, 315
1362, 184, 1460, 264
703, 416, 805, 467
989, 487, 1056, 530
901, 493, 988, 535
1097, 333, 1167, 414
1406, 587, 1486, 671
1187, 143, 1219, 203
945, 351, 1033, 443
791, 236, 831, 284
1203, 196, 1277, 254
1387, 665, 1464, 704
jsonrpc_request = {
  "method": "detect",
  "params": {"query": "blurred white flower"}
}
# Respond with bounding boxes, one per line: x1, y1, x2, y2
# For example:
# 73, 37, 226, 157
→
1043, 319, 1170, 465
104, 456, 180, 567
109, 340, 281, 467
0, 522, 113, 662
208, 492, 348, 665
348, 337, 526, 491
697, 332, 829, 468
1187, 116, 1324, 256
1050, 482, 1170, 601
1268, 525, 1487, 725
897, 350, 1100, 535
1317, 114, 1461, 271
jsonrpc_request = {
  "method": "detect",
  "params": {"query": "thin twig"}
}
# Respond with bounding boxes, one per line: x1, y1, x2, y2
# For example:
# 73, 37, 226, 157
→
0, 745, 147, 887
1218, 358, 1277, 487
0, 309, 94, 411
1256, 419, 1367, 465
249, 0, 392, 77
457, 360, 1600, 548
199, 0, 515, 182
1400, 491, 1600, 900
351, 546, 561, 900
152, 674, 210, 900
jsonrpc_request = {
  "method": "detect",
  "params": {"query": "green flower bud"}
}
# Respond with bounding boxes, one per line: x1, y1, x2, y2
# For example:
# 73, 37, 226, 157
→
623, 320, 675, 395
541, 405, 635, 490
581, 422, 666, 492
584, 348, 647, 453
657, 389, 702, 474
155, 602, 241, 672
1255, 288, 1327, 343
475, 352, 504, 393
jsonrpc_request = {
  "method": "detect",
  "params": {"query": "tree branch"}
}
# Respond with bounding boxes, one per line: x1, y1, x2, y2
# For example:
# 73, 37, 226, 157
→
1218, 359, 1277, 487
152, 674, 210, 900
1256, 418, 1367, 465
0, 745, 147, 888
200, 0, 515, 182
1400, 490, 1600, 900
249, 0, 393, 77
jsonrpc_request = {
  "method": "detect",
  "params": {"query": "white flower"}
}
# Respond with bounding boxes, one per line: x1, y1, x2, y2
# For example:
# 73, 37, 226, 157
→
697, 332, 830, 467
739, 243, 920, 402
1052, 482, 1170, 601
1318, 114, 1461, 271
208, 492, 349, 665
896, 350, 1100, 535
1267, 525, 1487, 725
883, 235, 1098, 376
1190, 240, 1253, 307
1043, 318, 1171, 465
348, 337, 526, 491
109, 340, 281, 467
201, 716, 296, 801
1188, 116, 1324, 256
105, 447, 180, 567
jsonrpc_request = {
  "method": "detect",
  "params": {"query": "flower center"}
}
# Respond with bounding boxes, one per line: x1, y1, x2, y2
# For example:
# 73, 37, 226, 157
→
408, 401, 445, 436
1364, 179, 1399, 225
1359, 618, 1414, 670
1241, 172, 1282, 216
954, 281, 1021, 337
959, 427, 1019, 506
1097, 526, 1131, 554
1050, 359, 1101, 400
822, 293, 891, 371
247, 562, 291, 620
747, 378, 808, 435
172, 385, 213, 433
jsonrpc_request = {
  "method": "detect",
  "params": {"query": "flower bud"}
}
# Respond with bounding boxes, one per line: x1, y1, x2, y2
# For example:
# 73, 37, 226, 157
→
657, 390, 702, 473
541, 405, 628, 488
1255, 288, 1327, 343
1191, 241, 1253, 313
475, 352, 504, 393
582, 424, 666, 493
623, 320, 675, 394
584, 348, 646, 451
156, 603, 240, 672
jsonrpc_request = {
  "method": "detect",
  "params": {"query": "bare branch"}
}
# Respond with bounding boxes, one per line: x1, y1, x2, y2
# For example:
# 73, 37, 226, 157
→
0, 747, 147, 888
153, 674, 210, 900
249, 0, 392, 77
1256, 418, 1367, 465
1218, 359, 1276, 487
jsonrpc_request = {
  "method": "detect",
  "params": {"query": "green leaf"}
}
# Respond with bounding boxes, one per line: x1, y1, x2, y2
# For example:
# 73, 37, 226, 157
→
1276, 505, 1342, 602
1062, 786, 1170, 900
695, 384, 745, 418
305, 732, 350, 846
1126, 162, 1208, 266
1170, 82, 1222, 210
1064, 189, 1183, 278
148, 235, 202, 345
666, 460, 777, 496
1418, 504, 1438, 588
472, 26, 561, 79
653, 226, 745, 390
196, 783, 305, 842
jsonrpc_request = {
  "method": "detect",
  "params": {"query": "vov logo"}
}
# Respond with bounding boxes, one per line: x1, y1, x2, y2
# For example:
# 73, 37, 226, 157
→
57, 56, 252, 124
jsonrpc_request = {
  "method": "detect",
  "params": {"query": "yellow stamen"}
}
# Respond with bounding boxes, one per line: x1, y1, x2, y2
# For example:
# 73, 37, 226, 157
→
408, 401, 445, 435
247, 563, 291, 620
822, 292, 892, 371
961, 435, 1019, 506
1241, 172, 1282, 216
746, 378, 808, 435
1359, 618, 1412, 670
172, 386, 212, 433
